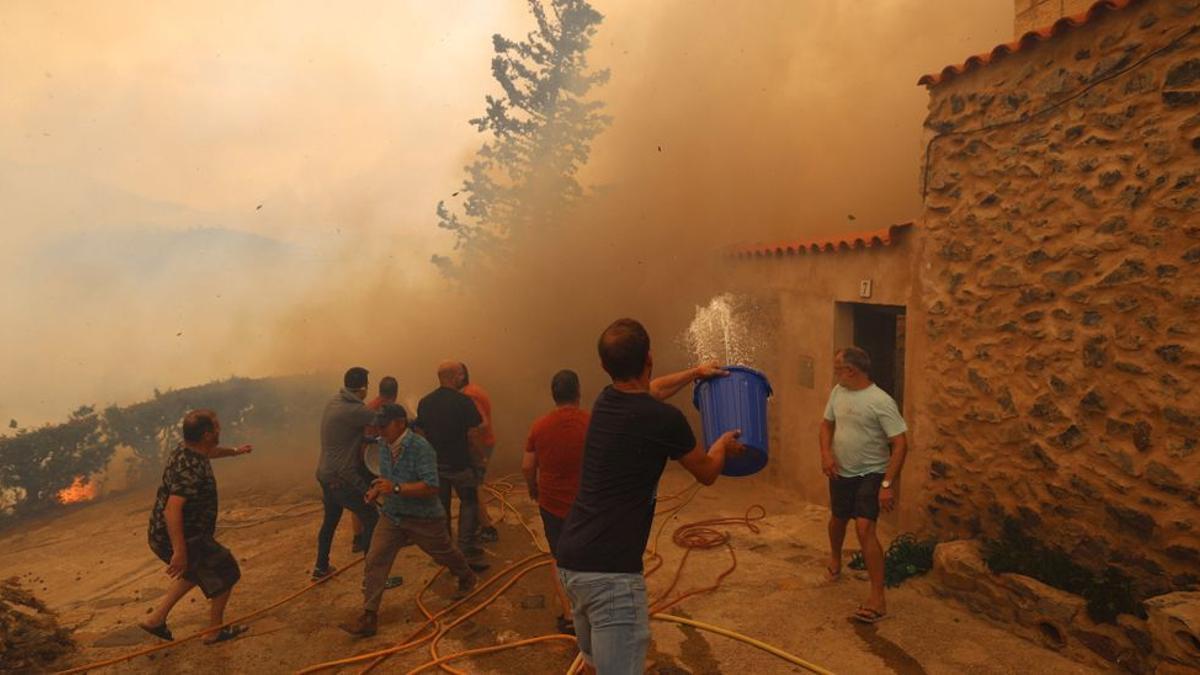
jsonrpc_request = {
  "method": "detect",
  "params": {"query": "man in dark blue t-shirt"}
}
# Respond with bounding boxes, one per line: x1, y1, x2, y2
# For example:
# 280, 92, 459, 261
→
554, 318, 743, 675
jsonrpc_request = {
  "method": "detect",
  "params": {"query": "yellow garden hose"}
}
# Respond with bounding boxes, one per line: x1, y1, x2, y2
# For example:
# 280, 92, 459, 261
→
652, 613, 835, 675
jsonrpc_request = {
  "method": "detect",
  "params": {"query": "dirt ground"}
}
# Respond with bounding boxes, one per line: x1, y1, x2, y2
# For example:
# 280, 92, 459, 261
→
0, 464, 1105, 674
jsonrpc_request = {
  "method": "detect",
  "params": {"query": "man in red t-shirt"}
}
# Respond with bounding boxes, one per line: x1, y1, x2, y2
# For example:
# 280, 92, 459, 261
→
366, 376, 398, 413
522, 369, 588, 634
459, 364, 500, 543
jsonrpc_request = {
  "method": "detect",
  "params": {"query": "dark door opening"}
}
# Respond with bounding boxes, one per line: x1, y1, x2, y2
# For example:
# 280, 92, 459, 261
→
841, 303, 906, 409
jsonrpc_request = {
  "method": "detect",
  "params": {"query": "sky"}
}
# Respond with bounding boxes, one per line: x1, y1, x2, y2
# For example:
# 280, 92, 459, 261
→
0, 0, 1012, 429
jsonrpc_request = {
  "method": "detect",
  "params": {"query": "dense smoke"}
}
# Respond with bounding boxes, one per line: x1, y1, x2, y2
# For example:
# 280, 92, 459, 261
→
0, 1, 1011, 474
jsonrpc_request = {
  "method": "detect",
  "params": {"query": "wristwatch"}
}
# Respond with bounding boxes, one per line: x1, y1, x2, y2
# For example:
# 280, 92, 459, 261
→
881, 479, 892, 489
392, 483, 402, 495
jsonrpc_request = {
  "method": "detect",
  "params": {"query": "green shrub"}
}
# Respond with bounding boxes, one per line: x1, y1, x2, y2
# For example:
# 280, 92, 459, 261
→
848, 533, 938, 587
982, 517, 1143, 623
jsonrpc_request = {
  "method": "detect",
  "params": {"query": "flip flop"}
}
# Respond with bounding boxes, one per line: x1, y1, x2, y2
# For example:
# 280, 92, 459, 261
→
824, 565, 841, 582
203, 624, 249, 645
139, 622, 173, 641
852, 607, 888, 624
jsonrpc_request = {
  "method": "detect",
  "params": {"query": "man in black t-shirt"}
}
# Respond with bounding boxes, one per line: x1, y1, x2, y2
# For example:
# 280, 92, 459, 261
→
416, 361, 485, 559
555, 318, 743, 675
140, 409, 253, 645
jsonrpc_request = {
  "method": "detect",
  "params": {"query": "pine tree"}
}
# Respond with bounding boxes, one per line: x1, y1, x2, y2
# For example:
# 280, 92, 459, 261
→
433, 0, 610, 277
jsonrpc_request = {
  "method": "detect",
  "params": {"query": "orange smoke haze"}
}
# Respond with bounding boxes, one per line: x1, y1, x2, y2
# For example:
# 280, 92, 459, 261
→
0, 1, 1011, 454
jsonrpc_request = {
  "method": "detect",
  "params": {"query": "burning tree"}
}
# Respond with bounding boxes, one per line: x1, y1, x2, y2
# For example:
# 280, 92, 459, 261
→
0, 411, 111, 515
433, 0, 611, 278
0, 375, 326, 525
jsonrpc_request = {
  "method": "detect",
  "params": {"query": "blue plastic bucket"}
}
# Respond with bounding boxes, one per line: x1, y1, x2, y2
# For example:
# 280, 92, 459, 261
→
692, 366, 772, 477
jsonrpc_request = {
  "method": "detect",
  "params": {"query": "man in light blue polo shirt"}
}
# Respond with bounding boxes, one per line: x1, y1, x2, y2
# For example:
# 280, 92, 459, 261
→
819, 346, 908, 624
339, 404, 485, 638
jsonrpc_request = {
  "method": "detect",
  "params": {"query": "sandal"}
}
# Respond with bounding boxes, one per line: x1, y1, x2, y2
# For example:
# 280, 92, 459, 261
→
852, 607, 888, 624
203, 624, 249, 645
138, 622, 173, 641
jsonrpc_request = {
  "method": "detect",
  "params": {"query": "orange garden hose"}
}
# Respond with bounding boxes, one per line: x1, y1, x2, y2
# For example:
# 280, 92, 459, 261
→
404, 634, 577, 675
57, 470, 831, 675
295, 553, 555, 674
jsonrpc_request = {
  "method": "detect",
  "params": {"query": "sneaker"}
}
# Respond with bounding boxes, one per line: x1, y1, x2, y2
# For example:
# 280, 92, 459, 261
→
351, 536, 366, 554
468, 560, 491, 573
384, 576, 404, 589
462, 546, 486, 560
556, 614, 576, 636
339, 611, 377, 638
453, 574, 477, 600
478, 526, 499, 543
311, 565, 337, 582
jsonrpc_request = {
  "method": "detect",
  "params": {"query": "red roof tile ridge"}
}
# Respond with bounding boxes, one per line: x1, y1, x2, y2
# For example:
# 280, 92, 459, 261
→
917, 0, 1141, 88
728, 222, 914, 259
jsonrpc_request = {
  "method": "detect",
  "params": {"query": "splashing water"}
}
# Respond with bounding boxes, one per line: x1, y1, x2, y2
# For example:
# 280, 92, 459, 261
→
684, 293, 764, 367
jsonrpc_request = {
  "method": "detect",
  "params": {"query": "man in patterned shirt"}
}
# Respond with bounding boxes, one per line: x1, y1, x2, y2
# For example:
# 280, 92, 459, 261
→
340, 404, 485, 638
139, 409, 253, 645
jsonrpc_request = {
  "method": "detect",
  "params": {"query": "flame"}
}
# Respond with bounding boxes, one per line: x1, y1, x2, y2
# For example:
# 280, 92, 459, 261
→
57, 476, 98, 504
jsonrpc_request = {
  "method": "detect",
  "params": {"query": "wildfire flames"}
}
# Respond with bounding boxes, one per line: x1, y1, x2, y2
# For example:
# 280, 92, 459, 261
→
57, 476, 98, 504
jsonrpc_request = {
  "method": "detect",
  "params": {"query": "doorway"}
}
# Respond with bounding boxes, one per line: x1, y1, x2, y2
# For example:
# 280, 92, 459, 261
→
835, 302, 906, 408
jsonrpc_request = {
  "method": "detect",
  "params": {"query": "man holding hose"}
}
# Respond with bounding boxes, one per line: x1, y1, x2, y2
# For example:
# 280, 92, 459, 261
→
554, 318, 744, 675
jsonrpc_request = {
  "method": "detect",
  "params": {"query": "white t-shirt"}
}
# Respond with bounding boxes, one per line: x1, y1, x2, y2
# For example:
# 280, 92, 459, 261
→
822, 383, 907, 477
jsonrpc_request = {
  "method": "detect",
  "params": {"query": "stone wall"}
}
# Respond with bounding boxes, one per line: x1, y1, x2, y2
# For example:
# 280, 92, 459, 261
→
1015, 0, 1113, 37
932, 540, 1200, 671
916, 0, 1200, 601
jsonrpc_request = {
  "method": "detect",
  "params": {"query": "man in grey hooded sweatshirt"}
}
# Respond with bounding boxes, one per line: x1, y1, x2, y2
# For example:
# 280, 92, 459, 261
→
312, 366, 379, 580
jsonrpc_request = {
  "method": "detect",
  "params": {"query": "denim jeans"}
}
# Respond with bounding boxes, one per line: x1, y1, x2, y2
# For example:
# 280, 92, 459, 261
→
437, 466, 479, 554
557, 568, 650, 675
315, 479, 378, 571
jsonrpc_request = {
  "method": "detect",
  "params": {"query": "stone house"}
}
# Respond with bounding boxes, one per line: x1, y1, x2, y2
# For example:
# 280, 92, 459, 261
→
915, 0, 1199, 602
729, 0, 1200, 667
725, 224, 924, 528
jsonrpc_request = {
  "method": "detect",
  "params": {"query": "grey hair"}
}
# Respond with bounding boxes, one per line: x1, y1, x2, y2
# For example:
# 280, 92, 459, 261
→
837, 346, 872, 375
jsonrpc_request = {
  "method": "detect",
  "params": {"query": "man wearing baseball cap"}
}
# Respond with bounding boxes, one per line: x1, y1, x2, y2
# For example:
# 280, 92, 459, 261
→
341, 403, 485, 638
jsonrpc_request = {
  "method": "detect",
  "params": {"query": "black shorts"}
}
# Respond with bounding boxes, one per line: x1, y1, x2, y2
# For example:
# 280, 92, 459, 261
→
829, 473, 884, 521
539, 507, 566, 556
152, 534, 241, 599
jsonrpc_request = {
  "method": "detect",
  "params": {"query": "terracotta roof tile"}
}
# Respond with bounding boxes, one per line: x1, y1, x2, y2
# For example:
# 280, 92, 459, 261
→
728, 222, 913, 260
918, 0, 1140, 88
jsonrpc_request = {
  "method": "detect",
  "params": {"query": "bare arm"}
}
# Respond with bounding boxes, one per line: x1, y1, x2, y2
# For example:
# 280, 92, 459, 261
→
649, 362, 727, 401
164, 495, 188, 577
521, 448, 539, 499
878, 433, 908, 513
366, 478, 438, 502
210, 444, 252, 459
819, 420, 838, 477
677, 430, 742, 486
883, 433, 908, 484
467, 427, 485, 465
398, 481, 438, 498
